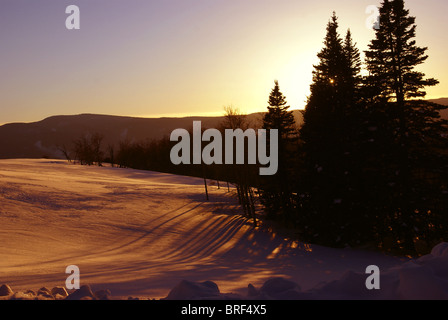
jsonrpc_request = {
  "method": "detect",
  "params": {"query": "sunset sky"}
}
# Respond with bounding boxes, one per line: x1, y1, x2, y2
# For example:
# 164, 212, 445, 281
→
1, 0, 447, 124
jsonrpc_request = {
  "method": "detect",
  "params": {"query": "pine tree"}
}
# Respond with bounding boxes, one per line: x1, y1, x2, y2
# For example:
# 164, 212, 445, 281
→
365, 0, 438, 105
298, 13, 366, 247
343, 29, 362, 104
263, 80, 298, 143
364, 0, 448, 254
312, 12, 347, 89
259, 80, 299, 224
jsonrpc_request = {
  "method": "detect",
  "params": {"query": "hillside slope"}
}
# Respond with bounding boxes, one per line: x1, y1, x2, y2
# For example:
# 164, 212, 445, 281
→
0, 111, 304, 159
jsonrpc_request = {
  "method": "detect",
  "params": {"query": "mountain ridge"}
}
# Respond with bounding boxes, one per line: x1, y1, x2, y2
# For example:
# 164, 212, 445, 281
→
1, 98, 446, 160
0, 110, 303, 159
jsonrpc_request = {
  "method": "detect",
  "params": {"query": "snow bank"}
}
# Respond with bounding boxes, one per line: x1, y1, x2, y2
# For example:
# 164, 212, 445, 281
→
0, 284, 111, 300
163, 280, 236, 300
163, 243, 448, 300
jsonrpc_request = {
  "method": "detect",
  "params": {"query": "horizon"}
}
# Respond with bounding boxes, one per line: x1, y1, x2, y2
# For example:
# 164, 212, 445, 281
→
1, 0, 448, 125
0, 107, 307, 127
2, 96, 447, 127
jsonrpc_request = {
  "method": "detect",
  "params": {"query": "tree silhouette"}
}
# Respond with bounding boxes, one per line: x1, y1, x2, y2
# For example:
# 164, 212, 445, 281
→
259, 80, 299, 224
72, 133, 104, 166
363, 0, 448, 254
220, 105, 258, 226
298, 13, 366, 247
365, 0, 439, 105
343, 29, 362, 104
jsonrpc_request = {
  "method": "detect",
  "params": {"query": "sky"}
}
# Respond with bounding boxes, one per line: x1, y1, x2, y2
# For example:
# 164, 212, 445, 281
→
1, 0, 447, 124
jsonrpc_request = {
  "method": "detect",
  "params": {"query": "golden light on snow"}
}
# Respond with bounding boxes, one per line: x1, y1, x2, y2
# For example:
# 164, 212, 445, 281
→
0, 159, 423, 299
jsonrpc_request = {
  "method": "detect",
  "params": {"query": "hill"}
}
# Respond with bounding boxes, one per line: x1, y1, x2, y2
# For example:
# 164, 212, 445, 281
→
429, 98, 448, 120
1, 97, 446, 160
429, 97, 448, 106
0, 111, 304, 159
0, 114, 225, 159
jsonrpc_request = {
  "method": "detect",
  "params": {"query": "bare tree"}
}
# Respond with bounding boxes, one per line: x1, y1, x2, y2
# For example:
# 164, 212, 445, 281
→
90, 133, 104, 166
107, 144, 115, 167
221, 105, 258, 227
222, 105, 249, 131
57, 144, 72, 163
72, 133, 104, 166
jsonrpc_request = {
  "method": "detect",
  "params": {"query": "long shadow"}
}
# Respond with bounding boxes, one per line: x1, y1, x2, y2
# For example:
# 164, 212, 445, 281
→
161, 215, 250, 263
98, 202, 206, 255
6, 201, 203, 269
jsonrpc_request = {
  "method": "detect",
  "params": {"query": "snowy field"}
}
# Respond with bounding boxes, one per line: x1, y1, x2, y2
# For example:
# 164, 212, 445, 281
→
1, 159, 447, 300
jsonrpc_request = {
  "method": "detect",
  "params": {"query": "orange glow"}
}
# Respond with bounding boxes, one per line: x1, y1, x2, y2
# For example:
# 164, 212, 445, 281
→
304, 243, 313, 252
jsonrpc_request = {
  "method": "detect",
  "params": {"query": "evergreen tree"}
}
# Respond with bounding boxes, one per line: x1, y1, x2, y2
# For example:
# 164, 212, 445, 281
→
260, 80, 299, 224
343, 29, 362, 104
365, 0, 439, 106
312, 12, 347, 89
298, 13, 365, 247
364, 0, 448, 254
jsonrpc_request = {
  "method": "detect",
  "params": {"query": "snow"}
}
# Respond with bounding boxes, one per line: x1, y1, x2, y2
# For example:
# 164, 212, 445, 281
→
0, 159, 447, 300
164, 280, 224, 300
163, 243, 448, 300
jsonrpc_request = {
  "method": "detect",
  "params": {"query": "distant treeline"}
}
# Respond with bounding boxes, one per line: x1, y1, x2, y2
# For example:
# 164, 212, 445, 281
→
60, 0, 448, 256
